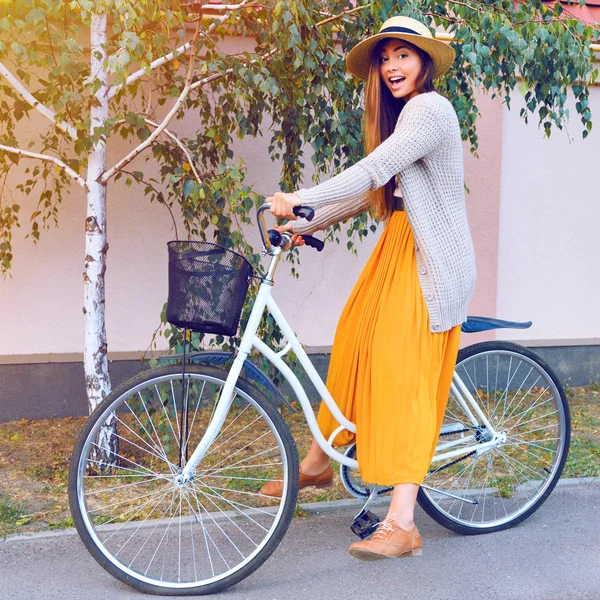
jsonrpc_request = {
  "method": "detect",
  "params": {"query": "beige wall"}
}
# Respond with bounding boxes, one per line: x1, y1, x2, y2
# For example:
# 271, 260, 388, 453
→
497, 86, 600, 342
4, 39, 594, 360
0, 93, 502, 359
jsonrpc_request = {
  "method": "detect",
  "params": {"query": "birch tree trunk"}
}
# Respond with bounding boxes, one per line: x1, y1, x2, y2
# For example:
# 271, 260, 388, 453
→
85, 11, 115, 464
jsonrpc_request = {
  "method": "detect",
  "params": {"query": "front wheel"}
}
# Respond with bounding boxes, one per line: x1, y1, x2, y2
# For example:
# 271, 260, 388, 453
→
418, 341, 570, 535
68, 364, 299, 595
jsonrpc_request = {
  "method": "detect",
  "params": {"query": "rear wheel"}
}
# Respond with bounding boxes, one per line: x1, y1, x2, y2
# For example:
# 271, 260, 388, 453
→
418, 341, 570, 535
69, 364, 299, 595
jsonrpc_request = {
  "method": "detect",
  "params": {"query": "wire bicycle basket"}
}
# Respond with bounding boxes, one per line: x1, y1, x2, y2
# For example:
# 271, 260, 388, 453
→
166, 241, 253, 337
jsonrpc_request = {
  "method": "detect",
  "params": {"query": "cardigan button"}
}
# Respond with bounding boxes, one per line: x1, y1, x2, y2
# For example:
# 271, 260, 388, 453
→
433, 324, 440, 331
419, 267, 427, 275
425, 293, 433, 301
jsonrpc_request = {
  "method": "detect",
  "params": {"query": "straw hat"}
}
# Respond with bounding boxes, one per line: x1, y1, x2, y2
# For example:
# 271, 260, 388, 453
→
346, 15, 455, 81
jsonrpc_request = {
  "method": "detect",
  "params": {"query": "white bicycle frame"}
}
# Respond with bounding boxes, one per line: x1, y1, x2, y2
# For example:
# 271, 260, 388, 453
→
181, 205, 502, 480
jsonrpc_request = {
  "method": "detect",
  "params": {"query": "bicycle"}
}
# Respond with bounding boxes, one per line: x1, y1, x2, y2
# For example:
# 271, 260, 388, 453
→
68, 203, 570, 595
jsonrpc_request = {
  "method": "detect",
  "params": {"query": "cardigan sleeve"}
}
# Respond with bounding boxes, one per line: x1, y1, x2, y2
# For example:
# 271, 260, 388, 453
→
295, 94, 448, 209
291, 193, 370, 236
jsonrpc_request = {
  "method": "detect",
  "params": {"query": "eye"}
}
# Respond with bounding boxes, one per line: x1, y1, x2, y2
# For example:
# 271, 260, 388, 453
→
379, 56, 388, 63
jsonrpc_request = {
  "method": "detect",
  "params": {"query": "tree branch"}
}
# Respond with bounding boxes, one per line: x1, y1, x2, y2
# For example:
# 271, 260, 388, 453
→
144, 118, 204, 186
203, 2, 264, 9
0, 144, 89, 191
0, 61, 78, 140
99, 23, 202, 184
189, 2, 374, 92
190, 47, 278, 90
120, 168, 179, 238
107, 0, 251, 101
112, 115, 204, 185
315, 2, 373, 27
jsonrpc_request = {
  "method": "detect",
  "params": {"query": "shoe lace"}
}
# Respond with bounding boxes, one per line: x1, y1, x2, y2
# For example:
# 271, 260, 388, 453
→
372, 513, 397, 540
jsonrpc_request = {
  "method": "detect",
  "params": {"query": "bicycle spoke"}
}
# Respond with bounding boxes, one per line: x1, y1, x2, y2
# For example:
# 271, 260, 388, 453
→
136, 391, 170, 461
194, 485, 272, 529
85, 475, 163, 496
498, 366, 535, 424
127, 491, 179, 570
184, 381, 206, 451
99, 482, 174, 531
186, 491, 240, 563
502, 437, 560, 452
197, 487, 280, 519
86, 458, 160, 479
498, 377, 544, 427
196, 482, 281, 502
203, 414, 263, 460
206, 431, 272, 472
90, 441, 162, 478
154, 384, 181, 452
205, 444, 280, 475
190, 483, 260, 548
114, 486, 176, 557
500, 393, 552, 431
115, 411, 169, 462
186, 493, 231, 571
504, 409, 559, 435
72, 368, 295, 591
423, 345, 569, 532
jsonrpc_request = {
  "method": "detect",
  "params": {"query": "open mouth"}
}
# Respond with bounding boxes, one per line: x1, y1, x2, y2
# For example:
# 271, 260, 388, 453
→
388, 76, 405, 90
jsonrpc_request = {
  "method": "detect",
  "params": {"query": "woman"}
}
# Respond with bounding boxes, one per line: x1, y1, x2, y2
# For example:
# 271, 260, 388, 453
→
264, 15, 476, 560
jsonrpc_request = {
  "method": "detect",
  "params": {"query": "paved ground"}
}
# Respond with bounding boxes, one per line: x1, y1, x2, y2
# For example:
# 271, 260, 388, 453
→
1, 480, 599, 600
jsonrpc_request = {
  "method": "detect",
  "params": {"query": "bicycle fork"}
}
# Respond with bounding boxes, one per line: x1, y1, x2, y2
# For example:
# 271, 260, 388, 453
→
179, 282, 273, 482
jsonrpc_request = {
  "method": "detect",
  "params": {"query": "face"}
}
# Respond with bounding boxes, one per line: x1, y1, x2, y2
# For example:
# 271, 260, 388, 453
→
378, 38, 423, 101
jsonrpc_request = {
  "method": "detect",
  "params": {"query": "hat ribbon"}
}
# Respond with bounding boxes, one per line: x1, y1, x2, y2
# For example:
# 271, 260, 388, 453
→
379, 26, 421, 36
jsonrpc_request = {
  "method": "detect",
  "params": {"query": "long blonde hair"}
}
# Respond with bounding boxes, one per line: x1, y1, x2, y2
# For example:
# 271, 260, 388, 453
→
364, 39, 436, 221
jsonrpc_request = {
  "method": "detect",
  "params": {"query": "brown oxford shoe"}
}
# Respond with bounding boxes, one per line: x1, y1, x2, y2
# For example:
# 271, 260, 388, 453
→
348, 516, 422, 561
260, 463, 334, 498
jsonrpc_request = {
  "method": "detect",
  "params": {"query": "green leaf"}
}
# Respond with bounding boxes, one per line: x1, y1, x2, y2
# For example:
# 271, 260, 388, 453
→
183, 179, 194, 199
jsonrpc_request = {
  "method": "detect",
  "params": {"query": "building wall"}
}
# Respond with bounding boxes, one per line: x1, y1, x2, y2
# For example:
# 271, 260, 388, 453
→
1, 42, 596, 366
0, 75, 503, 361
497, 86, 600, 343
2, 34, 599, 422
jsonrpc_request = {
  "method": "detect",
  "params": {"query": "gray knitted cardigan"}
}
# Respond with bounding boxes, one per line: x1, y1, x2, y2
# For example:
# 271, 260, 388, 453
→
292, 91, 476, 333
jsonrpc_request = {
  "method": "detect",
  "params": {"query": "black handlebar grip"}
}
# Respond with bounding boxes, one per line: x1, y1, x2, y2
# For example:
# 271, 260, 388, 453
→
302, 235, 324, 252
293, 206, 315, 221
267, 228, 323, 252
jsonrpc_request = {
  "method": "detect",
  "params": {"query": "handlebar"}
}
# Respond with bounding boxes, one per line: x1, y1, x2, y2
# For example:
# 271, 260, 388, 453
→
257, 202, 324, 254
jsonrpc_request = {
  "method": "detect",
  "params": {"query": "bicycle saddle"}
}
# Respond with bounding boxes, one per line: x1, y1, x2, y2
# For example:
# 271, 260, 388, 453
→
461, 316, 532, 333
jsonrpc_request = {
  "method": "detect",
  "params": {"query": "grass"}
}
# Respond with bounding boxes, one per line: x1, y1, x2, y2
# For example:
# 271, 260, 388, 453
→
0, 492, 26, 537
0, 384, 598, 537
562, 384, 600, 478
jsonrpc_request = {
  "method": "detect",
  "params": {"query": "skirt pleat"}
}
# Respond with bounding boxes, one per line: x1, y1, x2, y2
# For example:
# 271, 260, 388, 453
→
316, 210, 461, 486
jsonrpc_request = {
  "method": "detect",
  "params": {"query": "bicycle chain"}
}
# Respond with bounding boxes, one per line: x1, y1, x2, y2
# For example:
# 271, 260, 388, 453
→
438, 426, 478, 437
427, 449, 478, 477
426, 426, 481, 476
356, 427, 481, 495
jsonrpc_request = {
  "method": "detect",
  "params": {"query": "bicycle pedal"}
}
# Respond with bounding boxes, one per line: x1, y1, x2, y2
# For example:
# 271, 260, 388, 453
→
350, 509, 381, 539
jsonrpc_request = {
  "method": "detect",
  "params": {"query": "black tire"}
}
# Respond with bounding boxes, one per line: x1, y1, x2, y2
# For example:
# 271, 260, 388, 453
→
417, 341, 570, 535
69, 364, 299, 595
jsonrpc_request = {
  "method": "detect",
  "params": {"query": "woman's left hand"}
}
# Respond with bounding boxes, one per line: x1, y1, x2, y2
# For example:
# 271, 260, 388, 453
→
266, 192, 302, 220
274, 223, 305, 247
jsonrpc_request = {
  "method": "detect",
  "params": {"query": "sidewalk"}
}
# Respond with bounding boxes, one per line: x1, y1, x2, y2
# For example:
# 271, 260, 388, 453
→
1, 480, 599, 600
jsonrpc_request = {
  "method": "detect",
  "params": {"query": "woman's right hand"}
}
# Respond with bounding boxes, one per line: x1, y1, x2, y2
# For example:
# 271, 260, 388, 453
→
266, 192, 302, 220
274, 223, 305, 247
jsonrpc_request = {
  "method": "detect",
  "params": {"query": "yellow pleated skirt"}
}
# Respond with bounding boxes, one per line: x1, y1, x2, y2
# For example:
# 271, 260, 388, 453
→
317, 210, 461, 486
